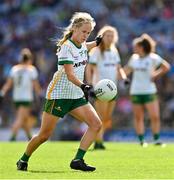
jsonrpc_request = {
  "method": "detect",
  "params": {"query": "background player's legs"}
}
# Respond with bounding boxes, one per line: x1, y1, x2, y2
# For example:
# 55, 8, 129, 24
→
19, 112, 59, 162
94, 100, 115, 149
10, 106, 30, 141
94, 100, 108, 145
22, 115, 36, 140
70, 103, 102, 159
105, 100, 116, 129
145, 100, 162, 144
132, 104, 146, 145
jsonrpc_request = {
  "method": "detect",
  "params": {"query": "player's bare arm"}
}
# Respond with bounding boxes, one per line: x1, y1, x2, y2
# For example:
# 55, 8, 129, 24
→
32, 80, 42, 96
151, 60, 170, 81
1, 78, 13, 96
64, 64, 83, 87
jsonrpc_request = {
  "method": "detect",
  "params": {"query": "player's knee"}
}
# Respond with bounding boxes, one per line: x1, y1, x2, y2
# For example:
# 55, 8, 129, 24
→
93, 120, 102, 132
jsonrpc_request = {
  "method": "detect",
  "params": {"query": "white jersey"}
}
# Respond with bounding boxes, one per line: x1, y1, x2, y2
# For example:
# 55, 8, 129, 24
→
128, 53, 163, 95
9, 64, 38, 101
46, 39, 88, 99
89, 47, 120, 83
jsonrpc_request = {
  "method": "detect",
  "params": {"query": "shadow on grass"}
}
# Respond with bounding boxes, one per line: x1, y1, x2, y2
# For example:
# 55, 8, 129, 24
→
29, 170, 66, 174
29, 169, 96, 174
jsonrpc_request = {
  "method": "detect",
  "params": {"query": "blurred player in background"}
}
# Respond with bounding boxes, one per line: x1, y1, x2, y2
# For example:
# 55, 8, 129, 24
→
86, 25, 129, 149
0, 48, 41, 141
124, 34, 170, 147
17, 12, 102, 172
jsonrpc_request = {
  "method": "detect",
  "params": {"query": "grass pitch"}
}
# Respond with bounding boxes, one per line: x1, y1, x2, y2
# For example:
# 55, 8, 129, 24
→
0, 142, 174, 179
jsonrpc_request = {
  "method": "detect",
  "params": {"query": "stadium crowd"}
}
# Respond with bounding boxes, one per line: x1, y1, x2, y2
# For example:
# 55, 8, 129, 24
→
0, 0, 174, 133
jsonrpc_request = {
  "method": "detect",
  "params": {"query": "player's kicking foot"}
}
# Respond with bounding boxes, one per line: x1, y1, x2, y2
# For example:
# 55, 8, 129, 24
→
70, 159, 96, 171
16, 160, 28, 171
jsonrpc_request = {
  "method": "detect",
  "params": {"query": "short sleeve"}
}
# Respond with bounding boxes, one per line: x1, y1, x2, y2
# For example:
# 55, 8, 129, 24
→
127, 54, 136, 68
89, 48, 100, 65
57, 44, 74, 65
151, 53, 163, 68
9, 68, 14, 78
31, 67, 38, 80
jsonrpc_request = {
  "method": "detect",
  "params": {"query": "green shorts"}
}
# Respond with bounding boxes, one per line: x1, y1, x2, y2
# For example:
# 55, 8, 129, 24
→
14, 101, 32, 108
130, 94, 157, 104
43, 97, 88, 118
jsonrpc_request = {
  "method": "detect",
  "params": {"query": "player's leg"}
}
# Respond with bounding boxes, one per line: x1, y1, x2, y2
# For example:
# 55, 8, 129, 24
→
70, 103, 102, 153
69, 103, 102, 171
22, 117, 33, 141
21, 107, 33, 140
106, 100, 116, 130
23, 115, 37, 140
10, 106, 28, 141
94, 100, 115, 149
17, 112, 59, 170
25, 114, 37, 131
93, 100, 108, 149
145, 99, 163, 145
132, 104, 146, 146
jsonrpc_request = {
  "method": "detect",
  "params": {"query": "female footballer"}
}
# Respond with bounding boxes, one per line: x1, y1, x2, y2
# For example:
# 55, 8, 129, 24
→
0, 48, 41, 141
86, 25, 128, 149
17, 12, 102, 172
124, 34, 170, 146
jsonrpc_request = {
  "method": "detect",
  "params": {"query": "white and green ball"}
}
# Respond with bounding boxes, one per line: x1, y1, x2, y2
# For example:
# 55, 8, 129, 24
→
94, 79, 117, 102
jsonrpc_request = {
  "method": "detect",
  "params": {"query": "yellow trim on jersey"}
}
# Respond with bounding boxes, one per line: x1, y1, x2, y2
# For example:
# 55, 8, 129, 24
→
47, 67, 64, 99
63, 41, 68, 45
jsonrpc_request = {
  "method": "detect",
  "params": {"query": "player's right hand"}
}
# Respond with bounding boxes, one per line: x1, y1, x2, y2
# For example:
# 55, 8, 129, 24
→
80, 84, 92, 101
89, 85, 96, 98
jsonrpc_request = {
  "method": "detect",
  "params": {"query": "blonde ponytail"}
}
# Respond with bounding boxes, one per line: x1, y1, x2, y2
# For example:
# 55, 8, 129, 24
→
57, 12, 96, 47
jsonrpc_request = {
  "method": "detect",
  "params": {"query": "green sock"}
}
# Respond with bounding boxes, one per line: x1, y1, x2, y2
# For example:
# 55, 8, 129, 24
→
74, 148, 86, 160
153, 133, 160, 141
20, 153, 30, 162
138, 134, 144, 142
10, 134, 16, 141
96, 141, 102, 145
26, 133, 32, 140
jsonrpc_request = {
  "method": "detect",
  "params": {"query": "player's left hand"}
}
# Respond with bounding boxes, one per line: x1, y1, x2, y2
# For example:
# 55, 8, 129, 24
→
95, 35, 102, 46
80, 84, 92, 101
